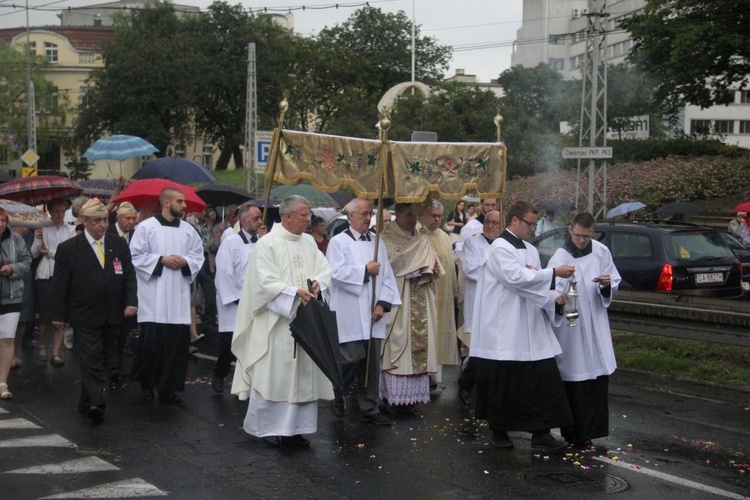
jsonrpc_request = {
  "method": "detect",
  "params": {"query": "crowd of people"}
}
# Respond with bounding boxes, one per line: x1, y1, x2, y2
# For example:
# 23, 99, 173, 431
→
0, 187, 622, 455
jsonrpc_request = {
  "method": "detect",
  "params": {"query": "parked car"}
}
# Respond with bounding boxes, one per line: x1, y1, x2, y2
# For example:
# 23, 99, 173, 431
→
718, 231, 750, 292
532, 220, 744, 298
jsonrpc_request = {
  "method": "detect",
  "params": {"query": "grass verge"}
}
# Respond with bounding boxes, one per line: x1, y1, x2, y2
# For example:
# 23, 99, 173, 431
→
613, 330, 750, 387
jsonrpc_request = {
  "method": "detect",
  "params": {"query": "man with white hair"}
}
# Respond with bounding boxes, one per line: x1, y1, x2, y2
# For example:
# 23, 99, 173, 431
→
232, 195, 333, 447
326, 198, 400, 425
51, 199, 137, 422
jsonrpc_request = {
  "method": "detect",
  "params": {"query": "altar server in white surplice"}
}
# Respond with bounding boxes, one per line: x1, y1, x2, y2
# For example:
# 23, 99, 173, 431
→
211, 203, 266, 394
130, 188, 204, 404
456, 210, 502, 405
231, 195, 333, 448
326, 198, 400, 425
471, 201, 575, 452
547, 212, 621, 447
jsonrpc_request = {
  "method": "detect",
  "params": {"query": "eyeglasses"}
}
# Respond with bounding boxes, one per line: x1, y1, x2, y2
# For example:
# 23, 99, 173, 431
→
571, 233, 593, 240
518, 217, 537, 230
352, 211, 373, 217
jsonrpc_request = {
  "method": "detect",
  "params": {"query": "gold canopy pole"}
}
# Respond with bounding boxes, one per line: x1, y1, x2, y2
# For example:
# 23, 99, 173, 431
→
364, 108, 391, 388
494, 110, 506, 224
261, 94, 289, 225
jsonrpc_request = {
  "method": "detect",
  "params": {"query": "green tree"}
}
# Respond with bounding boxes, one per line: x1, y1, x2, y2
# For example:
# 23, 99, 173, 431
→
606, 63, 666, 139
622, 0, 750, 112
0, 41, 68, 156
188, 2, 295, 170
497, 64, 573, 177
72, 3, 199, 156
390, 82, 501, 142
314, 7, 451, 138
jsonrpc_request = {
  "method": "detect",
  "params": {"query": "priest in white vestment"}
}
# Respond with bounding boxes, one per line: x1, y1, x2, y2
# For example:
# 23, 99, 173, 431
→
130, 188, 204, 403
380, 203, 443, 414
456, 210, 502, 405
420, 200, 459, 378
327, 198, 400, 425
470, 201, 575, 451
548, 212, 621, 447
212, 203, 266, 394
231, 196, 333, 447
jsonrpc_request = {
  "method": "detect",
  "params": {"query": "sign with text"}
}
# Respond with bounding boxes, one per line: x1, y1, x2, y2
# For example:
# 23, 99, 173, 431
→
607, 115, 650, 140
255, 130, 273, 173
562, 147, 613, 160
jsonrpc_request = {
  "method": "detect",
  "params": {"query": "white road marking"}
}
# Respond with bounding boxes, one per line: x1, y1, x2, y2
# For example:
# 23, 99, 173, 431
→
0, 418, 41, 430
39, 478, 168, 498
593, 457, 749, 499
191, 352, 217, 362
0, 407, 8, 414
3, 456, 119, 474
0, 434, 76, 448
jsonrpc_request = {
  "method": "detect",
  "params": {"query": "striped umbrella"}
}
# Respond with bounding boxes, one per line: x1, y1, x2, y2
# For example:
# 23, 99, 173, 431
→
0, 176, 81, 206
82, 135, 158, 162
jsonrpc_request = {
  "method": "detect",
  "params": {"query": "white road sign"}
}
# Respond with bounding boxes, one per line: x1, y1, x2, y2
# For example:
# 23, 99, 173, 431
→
562, 147, 613, 159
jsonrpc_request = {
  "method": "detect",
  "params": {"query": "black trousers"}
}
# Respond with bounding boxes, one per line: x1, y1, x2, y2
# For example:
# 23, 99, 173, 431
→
109, 315, 136, 379
213, 331, 235, 380
74, 323, 119, 411
338, 339, 382, 416
457, 357, 477, 391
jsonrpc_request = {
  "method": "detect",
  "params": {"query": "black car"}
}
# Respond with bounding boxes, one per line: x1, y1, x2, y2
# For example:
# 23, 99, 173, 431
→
718, 232, 750, 293
532, 220, 744, 298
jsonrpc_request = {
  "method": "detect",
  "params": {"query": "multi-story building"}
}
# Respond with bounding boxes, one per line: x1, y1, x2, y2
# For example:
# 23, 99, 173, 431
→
511, 0, 750, 148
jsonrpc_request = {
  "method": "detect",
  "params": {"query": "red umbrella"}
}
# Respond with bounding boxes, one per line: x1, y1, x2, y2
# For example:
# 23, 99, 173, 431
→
112, 179, 206, 213
733, 202, 750, 213
0, 175, 81, 205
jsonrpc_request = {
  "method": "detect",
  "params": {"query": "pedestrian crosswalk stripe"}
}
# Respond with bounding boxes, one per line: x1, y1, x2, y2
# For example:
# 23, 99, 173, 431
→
0, 418, 41, 430
3, 456, 120, 474
0, 407, 8, 414
38, 478, 168, 498
0, 434, 76, 448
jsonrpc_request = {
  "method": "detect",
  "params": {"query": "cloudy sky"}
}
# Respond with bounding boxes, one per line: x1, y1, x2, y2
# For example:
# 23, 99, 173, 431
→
0, 0, 524, 81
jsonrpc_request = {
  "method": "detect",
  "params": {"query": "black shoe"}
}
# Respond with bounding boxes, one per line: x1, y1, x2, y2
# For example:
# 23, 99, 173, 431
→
330, 397, 345, 417
140, 385, 154, 401
392, 405, 418, 416
87, 406, 104, 423
280, 434, 310, 447
458, 387, 471, 406
531, 432, 567, 452
211, 376, 224, 394
109, 375, 122, 391
491, 431, 514, 449
360, 413, 393, 426
158, 391, 181, 403
262, 436, 281, 446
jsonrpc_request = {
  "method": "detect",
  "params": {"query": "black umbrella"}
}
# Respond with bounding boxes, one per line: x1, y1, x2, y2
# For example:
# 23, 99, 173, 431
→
196, 184, 253, 207
131, 156, 217, 184
537, 198, 574, 212
655, 202, 701, 215
289, 284, 345, 391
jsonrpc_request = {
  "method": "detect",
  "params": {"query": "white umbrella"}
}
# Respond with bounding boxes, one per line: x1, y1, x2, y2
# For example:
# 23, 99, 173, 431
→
606, 202, 646, 219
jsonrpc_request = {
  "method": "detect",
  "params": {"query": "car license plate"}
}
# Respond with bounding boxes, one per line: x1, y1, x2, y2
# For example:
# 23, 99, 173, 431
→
695, 272, 723, 284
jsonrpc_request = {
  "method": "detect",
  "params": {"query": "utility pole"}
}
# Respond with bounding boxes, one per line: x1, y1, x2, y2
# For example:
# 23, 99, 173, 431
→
575, 0, 608, 218
25, 0, 36, 154
244, 43, 258, 197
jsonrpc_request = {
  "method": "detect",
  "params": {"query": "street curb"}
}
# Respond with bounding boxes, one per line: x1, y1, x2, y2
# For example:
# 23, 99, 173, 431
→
613, 368, 750, 406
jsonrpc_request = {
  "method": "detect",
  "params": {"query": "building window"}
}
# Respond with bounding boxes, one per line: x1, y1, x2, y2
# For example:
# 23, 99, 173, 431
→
739, 91, 750, 104
714, 120, 735, 134
79, 86, 91, 108
0, 147, 7, 164
548, 58, 564, 71
202, 146, 213, 168
27, 41, 36, 57
739, 121, 750, 134
691, 120, 711, 135
549, 34, 566, 45
44, 42, 58, 63
79, 52, 96, 64
39, 86, 59, 114
175, 144, 186, 158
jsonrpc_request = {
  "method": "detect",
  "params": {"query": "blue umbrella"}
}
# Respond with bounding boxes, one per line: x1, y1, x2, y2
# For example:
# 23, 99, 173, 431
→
131, 157, 217, 184
82, 134, 158, 162
606, 201, 646, 219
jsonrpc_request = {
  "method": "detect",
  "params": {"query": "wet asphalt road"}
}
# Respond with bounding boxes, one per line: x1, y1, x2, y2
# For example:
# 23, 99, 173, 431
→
2, 333, 749, 500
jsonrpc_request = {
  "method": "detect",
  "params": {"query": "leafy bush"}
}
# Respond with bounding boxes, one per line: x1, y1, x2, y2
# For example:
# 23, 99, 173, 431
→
506, 155, 750, 212
607, 138, 747, 164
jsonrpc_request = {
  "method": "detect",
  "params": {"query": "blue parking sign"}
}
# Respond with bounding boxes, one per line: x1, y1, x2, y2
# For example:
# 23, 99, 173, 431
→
257, 141, 271, 164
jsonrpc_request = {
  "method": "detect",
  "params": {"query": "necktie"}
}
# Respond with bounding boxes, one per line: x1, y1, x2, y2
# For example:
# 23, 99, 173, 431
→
95, 240, 105, 267
122, 232, 129, 243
